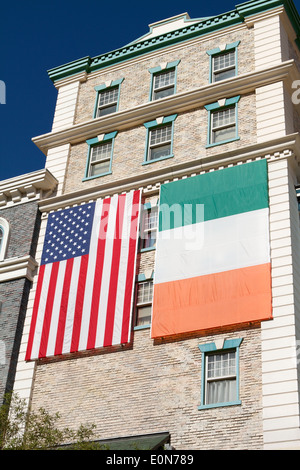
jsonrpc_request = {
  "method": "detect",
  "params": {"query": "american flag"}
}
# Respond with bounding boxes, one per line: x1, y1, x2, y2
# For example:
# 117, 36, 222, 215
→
26, 190, 141, 360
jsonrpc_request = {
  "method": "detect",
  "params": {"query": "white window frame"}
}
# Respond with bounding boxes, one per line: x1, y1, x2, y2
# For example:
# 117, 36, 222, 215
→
93, 78, 124, 118
205, 96, 240, 148
89, 140, 113, 177
96, 86, 119, 117
140, 205, 158, 251
149, 60, 180, 101
135, 278, 153, 329
148, 124, 172, 161
84, 132, 117, 180
206, 41, 240, 84
143, 115, 177, 164
211, 106, 236, 144
205, 350, 237, 405
152, 68, 176, 100
212, 50, 236, 83
198, 338, 243, 410
0, 217, 10, 261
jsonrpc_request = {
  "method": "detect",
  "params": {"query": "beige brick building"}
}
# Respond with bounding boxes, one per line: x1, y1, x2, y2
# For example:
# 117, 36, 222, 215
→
12, 0, 300, 450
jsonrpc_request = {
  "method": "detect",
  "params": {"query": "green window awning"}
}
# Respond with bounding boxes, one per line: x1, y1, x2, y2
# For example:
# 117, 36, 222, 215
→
95, 432, 170, 450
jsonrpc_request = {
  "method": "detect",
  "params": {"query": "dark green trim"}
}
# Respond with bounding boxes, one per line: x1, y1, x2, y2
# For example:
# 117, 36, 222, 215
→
48, 56, 91, 83
94, 77, 124, 92
204, 95, 241, 111
206, 41, 241, 56
47, 1, 300, 83
199, 338, 243, 353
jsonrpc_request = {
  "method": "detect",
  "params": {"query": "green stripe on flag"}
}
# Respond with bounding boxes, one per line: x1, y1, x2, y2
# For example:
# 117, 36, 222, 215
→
159, 160, 268, 232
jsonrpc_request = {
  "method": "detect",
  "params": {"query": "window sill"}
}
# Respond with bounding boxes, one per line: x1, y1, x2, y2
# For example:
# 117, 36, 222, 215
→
209, 73, 237, 85
142, 154, 174, 165
198, 400, 241, 410
134, 324, 151, 331
140, 246, 156, 253
82, 171, 112, 182
206, 137, 240, 148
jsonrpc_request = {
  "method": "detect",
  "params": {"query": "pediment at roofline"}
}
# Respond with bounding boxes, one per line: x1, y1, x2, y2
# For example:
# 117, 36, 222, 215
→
124, 12, 212, 46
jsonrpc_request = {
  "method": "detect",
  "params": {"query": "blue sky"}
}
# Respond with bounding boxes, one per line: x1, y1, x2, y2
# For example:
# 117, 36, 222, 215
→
1, 0, 300, 181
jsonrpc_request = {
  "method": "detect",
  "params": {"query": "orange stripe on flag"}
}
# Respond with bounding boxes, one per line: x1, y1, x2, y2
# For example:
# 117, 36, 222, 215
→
151, 263, 272, 338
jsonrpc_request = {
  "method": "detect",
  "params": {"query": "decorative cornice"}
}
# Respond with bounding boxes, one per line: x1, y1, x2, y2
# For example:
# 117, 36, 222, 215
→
0, 169, 58, 209
0, 255, 38, 283
38, 132, 300, 213
47, 0, 300, 84
47, 12, 242, 82
33, 60, 298, 155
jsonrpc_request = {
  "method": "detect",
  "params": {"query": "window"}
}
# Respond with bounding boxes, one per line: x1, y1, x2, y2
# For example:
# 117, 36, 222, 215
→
149, 124, 172, 161
211, 106, 236, 144
143, 115, 177, 164
84, 132, 117, 180
96, 86, 119, 116
198, 338, 243, 409
89, 141, 112, 176
207, 41, 240, 84
149, 60, 180, 101
93, 78, 124, 118
140, 205, 158, 251
205, 96, 240, 147
212, 50, 236, 82
206, 351, 237, 405
0, 227, 3, 251
0, 218, 10, 261
135, 277, 153, 328
152, 69, 175, 100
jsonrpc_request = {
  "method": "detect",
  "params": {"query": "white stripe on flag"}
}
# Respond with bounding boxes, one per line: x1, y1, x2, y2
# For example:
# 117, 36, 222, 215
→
112, 191, 133, 345
94, 194, 119, 348
46, 260, 67, 357
62, 256, 81, 354
30, 263, 52, 360
155, 207, 270, 284
78, 198, 104, 352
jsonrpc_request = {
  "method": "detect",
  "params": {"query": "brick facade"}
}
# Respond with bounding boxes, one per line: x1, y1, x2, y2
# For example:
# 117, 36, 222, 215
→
0, 202, 40, 400
74, 28, 255, 125
63, 27, 256, 196
64, 93, 257, 195
30, 324, 263, 450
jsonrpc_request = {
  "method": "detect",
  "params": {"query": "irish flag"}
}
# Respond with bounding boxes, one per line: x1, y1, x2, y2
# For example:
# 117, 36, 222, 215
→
151, 160, 272, 338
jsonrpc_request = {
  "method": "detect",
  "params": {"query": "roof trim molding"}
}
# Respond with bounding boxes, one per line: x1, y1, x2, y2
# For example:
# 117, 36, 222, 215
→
47, 1, 300, 84
0, 169, 58, 209
0, 255, 38, 283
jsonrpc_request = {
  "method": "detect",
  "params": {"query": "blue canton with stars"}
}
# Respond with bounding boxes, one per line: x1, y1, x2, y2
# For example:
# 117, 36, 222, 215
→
41, 202, 96, 265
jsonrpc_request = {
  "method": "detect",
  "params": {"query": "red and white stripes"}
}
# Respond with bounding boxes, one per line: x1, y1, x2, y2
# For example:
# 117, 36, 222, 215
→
25, 190, 141, 361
